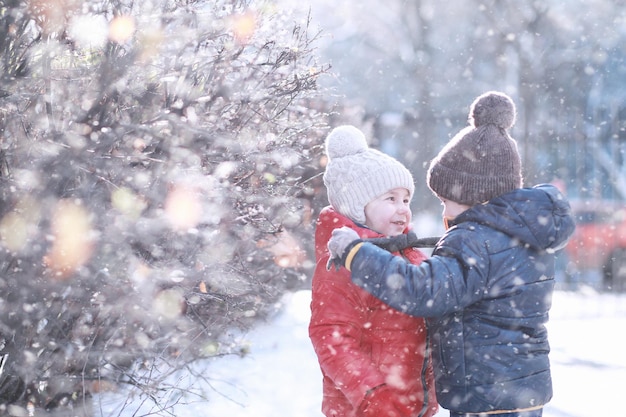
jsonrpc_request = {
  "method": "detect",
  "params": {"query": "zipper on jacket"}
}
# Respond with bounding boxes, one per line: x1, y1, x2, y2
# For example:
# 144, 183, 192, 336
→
401, 248, 434, 417
417, 329, 433, 417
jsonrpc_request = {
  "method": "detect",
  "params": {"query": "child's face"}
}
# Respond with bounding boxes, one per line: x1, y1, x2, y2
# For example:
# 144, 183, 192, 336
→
440, 198, 471, 227
364, 187, 412, 237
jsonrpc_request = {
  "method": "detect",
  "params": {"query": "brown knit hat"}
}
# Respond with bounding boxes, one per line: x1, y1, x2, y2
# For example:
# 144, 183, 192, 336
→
427, 91, 523, 205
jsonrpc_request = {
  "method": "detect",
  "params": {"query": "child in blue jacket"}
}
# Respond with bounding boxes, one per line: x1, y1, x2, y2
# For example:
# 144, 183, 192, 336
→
327, 91, 576, 417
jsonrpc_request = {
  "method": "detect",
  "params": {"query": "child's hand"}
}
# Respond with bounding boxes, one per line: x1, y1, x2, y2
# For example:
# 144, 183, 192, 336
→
326, 227, 360, 270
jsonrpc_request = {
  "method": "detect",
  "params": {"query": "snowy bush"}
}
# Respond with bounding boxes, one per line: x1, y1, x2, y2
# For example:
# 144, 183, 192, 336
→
0, 0, 330, 412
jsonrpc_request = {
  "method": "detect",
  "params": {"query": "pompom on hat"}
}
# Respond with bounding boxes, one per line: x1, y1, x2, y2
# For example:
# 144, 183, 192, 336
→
427, 91, 523, 206
323, 125, 415, 224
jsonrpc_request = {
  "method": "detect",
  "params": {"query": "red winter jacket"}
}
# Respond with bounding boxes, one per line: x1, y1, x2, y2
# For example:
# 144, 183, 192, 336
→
309, 206, 437, 417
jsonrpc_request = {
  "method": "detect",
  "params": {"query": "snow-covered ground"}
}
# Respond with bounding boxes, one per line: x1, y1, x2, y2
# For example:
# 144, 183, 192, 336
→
98, 286, 626, 417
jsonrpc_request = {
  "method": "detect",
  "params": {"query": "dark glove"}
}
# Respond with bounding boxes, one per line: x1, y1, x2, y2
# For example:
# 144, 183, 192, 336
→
326, 226, 360, 270
358, 384, 413, 417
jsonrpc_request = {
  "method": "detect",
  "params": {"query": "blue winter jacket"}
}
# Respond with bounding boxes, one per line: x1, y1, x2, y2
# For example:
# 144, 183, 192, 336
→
345, 184, 576, 414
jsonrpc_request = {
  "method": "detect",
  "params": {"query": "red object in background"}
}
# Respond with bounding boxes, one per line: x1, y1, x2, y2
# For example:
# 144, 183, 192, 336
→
564, 200, 626, 291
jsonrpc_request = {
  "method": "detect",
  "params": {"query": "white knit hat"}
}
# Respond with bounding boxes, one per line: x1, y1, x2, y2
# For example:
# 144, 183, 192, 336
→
323, 125, 415, 224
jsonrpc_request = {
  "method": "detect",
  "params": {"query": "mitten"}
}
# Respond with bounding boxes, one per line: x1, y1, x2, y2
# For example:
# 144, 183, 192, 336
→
326, 226, 360, 270
358, 384, 414, 417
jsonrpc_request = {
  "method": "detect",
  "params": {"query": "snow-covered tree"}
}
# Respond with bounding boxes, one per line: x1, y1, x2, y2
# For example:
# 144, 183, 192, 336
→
0, 0, 330, 413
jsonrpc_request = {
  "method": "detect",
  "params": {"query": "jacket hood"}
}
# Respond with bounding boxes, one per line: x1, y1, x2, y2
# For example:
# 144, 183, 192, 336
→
454, 184, 575, 252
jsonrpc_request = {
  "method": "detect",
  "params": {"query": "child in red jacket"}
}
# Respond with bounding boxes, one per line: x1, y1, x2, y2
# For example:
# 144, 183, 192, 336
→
309, 125, 438, 417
